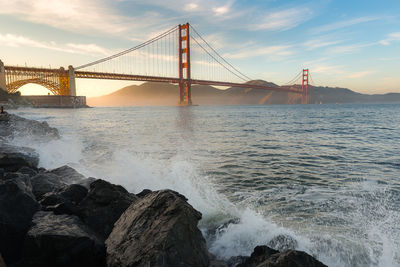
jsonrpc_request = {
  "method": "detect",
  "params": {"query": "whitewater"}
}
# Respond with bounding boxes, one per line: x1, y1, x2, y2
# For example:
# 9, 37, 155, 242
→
8, 104, 400, 266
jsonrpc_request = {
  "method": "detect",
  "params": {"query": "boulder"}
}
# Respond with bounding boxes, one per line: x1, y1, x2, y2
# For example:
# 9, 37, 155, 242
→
136, 188, 152, 198
78, 179, 137, 239
0, 179, 40, 264
17, 166, 38, 177
7, 114, 59, 139
31, 172, 67, 200
40, 184, 88, 215
23, 211, 105, 267
76, 177, 97, 189
0, 253, 5, 267
0, 144, 39, 171
258, 250, 327, 267
106, 190, 209, 267
48, 165, 85, 184
2, 172, 33, 198
235, 246, 326, 267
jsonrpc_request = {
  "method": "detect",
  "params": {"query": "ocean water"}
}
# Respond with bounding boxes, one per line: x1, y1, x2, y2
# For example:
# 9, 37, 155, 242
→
8, 104, 400, 267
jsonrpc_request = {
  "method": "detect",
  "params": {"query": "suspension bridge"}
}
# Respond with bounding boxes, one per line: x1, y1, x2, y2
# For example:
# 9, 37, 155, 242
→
0, 23, 313, 105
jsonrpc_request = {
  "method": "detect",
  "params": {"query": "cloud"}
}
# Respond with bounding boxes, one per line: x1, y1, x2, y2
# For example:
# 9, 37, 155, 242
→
326, 43, 373, 54
184, 3, 199, 11
223, 45, 293, 60
0, 0, 173, 39
348, 71, 375, 78
252, 7, 313, 31
311, 16, 379, 34
379, 32, 400, 45
310, 64, 344, 74
303, 38, 342, 50
0, 33, 111, 56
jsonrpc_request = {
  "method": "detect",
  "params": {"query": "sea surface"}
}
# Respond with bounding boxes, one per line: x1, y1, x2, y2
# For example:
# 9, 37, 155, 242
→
8, 104, 400, 267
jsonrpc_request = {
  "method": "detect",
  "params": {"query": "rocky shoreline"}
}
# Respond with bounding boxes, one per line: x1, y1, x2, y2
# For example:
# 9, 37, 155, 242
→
0, 111, 327, 267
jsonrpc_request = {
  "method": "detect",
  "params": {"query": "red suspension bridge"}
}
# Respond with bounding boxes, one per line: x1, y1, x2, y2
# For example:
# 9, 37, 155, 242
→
0, 23, 314, 105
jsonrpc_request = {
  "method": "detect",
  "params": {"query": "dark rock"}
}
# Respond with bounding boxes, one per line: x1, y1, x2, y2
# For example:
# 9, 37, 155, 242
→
48, 165, 85, 184
31, 173, 67, 200
2, 172, 33, 198
0, 253, 5, 267
43, 202, 79, 215
0, 169, 3, 179
0, 179, 40, 264
258, 250, 327, 267
227, 256, 249, 267
78, 179, 137, 239
136, 188, 152, 198
268, 234, 298, 252
235, 246, 326, 267
106, 189, 209, 267
76, 177, 97, 189
209, 253, 229, 267
58, 184, 88, 204
23, 211, 105, 267
6, 114, 59, 139
17, 166, 37, 177
0, 144, 39, 171
40, 184, 88, 215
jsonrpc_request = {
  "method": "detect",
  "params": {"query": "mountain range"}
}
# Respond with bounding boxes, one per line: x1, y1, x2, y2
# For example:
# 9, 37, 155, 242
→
87, 80, 400, 106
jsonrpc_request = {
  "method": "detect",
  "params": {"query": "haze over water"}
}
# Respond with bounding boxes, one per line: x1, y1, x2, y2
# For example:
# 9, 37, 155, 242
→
9, 104, 400, 266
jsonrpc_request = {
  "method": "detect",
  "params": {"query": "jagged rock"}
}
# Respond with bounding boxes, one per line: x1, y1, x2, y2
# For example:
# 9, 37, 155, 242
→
48, 165, 85, 184
209, 253, 229, 267
40, 184, 88, 215
78, 179, 137, 239
17, 166, 38, 177
0, 179, 40, 264
0, 144, 39, 171
31, 172, 67, 200
258, 250, 327, 267
227, 256, 249, 267
2, 172, 33, 198
268, 234, 298, 252
235, 246, 326, 267
23, 211, 105, 267
6, 114, 59, 139
106, 190, 209, 267
238, 246, 279, 267
0, 253, 6, 267
136, 188, 152, 198
76, 177, 97, 189
57, 184, 88, 204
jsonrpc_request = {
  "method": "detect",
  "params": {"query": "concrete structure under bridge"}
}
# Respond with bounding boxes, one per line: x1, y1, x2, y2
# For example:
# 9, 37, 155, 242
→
0, 60, 87, 108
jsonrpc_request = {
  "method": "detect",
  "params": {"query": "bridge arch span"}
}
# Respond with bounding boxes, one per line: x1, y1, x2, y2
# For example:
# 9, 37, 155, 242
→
7, 78, 60, 95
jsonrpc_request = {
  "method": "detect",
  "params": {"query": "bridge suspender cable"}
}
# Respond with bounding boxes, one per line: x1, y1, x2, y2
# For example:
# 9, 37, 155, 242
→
75, 26, 178, 70
189, 25, 252, 82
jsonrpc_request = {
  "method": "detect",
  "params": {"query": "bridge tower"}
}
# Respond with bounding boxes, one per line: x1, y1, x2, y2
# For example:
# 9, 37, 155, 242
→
302, 69, 309, 104
0, 60, 6, 92
178, 23, 192, 105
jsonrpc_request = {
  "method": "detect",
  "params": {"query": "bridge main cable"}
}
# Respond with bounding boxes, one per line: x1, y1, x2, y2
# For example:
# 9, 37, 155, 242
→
75, 25, 178, 70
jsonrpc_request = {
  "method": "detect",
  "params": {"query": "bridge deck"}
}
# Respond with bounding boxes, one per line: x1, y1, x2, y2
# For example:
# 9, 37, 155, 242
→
75, 71, 301, 94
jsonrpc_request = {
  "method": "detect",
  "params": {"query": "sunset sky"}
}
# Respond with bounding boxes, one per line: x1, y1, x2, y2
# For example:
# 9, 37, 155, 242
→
0, 0, 399, 97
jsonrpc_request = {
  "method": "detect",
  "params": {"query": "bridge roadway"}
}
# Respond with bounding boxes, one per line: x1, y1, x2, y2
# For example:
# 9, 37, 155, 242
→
74, 70, 301, 94
3, 65, 302, 95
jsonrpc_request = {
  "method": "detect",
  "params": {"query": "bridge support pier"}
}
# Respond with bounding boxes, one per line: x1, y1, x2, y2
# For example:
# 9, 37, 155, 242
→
301, 69, 309, 104
178, 23, 192, 105
0, 60, 6, 92
69, 66, 76, 96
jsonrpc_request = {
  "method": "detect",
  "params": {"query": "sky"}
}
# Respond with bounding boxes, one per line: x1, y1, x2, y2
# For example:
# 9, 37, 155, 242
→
0, 0, 399, 97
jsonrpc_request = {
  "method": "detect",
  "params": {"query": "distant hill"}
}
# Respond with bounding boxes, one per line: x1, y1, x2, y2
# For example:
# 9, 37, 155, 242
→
87, 80, 400, 106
